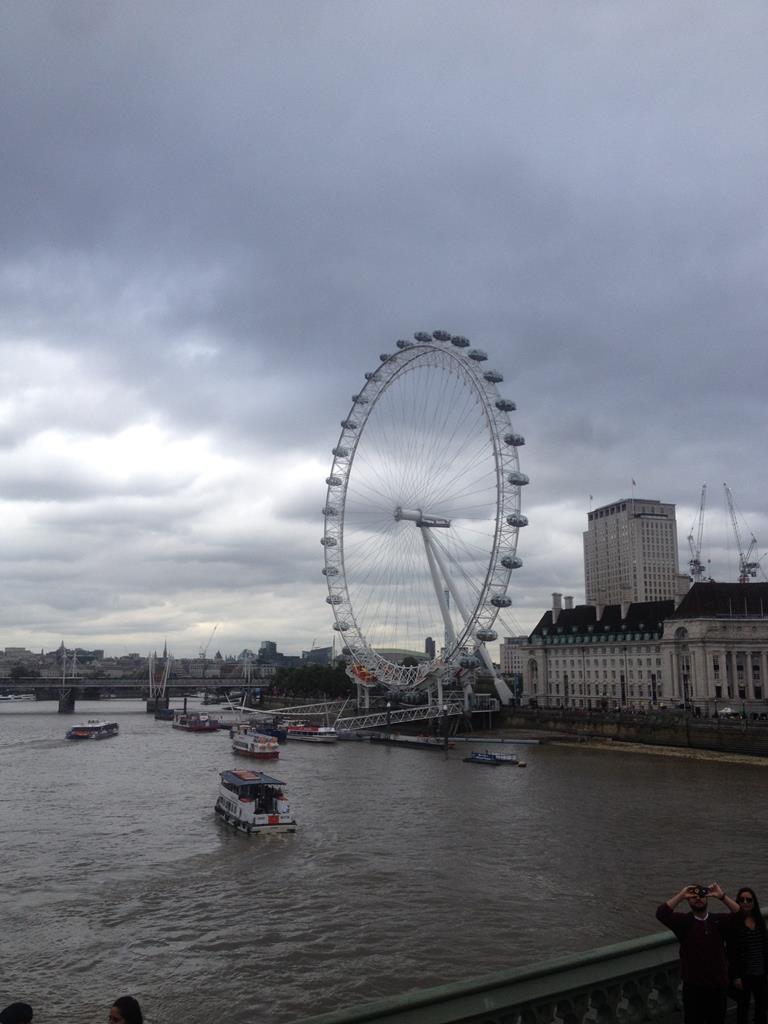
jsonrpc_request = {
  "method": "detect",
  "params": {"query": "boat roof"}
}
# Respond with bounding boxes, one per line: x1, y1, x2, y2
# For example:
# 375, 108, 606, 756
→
72, 720, 118, 727
221, 769, 284, 788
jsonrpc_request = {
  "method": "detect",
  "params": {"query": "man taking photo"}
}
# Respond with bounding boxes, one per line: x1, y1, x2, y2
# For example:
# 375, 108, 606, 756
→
657, 883, 742, 1024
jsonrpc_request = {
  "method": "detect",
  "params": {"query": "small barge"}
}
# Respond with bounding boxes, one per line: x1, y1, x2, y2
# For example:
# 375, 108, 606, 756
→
369, 732, 455, 750
463, 750, 524, 766
172, 711, 220, 732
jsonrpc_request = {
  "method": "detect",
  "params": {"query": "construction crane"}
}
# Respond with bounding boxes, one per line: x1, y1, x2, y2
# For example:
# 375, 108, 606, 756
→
687, 483, 707, 583
199, 624, 219, 659
724, 483, 760, 583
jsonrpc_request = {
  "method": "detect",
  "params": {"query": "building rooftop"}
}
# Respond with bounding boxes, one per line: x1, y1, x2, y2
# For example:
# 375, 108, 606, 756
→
672, 582, 768, 618
530, 599, 675, 639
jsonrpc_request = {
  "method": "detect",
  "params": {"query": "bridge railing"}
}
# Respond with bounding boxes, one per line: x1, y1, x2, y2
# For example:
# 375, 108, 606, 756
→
336, 702, 464, 731
294, 929, 682, 1024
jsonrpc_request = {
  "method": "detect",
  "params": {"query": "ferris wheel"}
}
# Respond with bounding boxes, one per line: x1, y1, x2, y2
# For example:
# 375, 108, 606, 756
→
322, 330, 527, 692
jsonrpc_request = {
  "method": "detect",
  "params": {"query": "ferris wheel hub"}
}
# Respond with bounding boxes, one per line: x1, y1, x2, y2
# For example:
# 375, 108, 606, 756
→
393, 506, 451, 529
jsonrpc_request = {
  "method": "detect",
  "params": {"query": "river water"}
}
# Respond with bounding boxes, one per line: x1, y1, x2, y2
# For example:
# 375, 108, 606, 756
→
2, 700, 766, 1024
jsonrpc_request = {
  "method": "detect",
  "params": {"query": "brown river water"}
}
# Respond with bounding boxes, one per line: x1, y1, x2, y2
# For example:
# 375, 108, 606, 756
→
1, 700, 766, 1024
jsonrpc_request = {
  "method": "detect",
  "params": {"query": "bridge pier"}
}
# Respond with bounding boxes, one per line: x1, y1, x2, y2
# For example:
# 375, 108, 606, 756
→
147, 695, 170, 714
58, 690, 76, 714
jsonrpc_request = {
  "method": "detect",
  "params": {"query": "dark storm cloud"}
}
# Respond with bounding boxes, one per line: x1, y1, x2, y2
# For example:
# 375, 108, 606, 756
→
0, 0, 765, 652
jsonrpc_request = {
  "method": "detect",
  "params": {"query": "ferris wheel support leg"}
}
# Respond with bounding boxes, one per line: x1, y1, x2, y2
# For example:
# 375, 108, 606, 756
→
476, 643, 514, 706
425, 534, 473, 629
354, 680, 370, 710
420, 529, 456, 647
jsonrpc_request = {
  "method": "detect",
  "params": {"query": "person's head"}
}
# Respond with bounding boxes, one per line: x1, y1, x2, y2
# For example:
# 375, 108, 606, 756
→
687, 884, 710, 916
737, 888, 765, 929
108, 997, 143, 1024
0, 1004, 33, 1024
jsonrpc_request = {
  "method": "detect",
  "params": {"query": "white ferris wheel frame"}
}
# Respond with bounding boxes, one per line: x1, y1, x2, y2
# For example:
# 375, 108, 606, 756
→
322, 331, 527, 690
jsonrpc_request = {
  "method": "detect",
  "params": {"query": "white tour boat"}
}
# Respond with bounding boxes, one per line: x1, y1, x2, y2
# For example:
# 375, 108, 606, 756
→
214, 768, 297, 834
0, 693, 36, 702
66, 719, 120, 740
232, 729, 280, 760
285, 722, 337, 743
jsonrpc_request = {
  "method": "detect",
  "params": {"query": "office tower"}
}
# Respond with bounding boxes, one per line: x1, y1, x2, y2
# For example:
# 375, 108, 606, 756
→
583, 497, 682, 605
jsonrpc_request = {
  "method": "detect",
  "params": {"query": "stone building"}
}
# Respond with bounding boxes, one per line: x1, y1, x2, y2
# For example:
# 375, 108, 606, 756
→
521, 584, 768, 713
500, 635, 527, 676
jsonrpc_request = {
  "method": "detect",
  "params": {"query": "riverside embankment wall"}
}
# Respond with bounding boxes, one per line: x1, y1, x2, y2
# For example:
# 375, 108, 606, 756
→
499, 708, 768, 758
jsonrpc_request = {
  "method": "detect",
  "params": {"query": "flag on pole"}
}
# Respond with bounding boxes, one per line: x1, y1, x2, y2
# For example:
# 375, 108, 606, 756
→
631, 479, 636, 486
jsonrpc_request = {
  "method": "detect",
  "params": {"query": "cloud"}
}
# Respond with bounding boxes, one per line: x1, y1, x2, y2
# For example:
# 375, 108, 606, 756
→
0, 0, 765, 657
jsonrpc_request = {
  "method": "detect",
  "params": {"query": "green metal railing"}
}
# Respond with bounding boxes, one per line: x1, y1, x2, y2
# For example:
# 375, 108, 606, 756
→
296, 930, 682, 1024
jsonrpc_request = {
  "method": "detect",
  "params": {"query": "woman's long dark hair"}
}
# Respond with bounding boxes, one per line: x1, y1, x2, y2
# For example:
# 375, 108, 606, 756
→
737, 888, 766, 933
112, 996, 143, 1024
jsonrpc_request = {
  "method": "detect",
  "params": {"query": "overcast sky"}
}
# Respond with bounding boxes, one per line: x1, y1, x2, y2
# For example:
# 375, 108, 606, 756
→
0, 0, 766, 660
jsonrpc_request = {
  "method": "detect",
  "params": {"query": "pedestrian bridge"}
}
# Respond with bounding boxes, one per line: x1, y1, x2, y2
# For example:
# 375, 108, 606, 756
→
295, 929, 683, 1024
248, 694, 499, 731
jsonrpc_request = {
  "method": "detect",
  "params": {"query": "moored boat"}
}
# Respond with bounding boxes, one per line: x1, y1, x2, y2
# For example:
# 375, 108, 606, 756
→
369, 732, 454, 750
285, 723, 337, 743
232, 730, 280, 760
245, 717, 288, 743
214, 768, 297, 834
0, 693, 37, 702
172, 711, 220, 732
66, 719, 119, 740
463, 750, 521, 765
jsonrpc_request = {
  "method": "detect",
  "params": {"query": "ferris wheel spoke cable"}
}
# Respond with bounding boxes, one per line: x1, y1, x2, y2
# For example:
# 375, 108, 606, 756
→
420, 428, 497, 507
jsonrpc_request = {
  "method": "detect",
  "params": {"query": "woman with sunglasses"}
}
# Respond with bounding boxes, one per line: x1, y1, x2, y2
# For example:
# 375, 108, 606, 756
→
729, 888, 768, 1024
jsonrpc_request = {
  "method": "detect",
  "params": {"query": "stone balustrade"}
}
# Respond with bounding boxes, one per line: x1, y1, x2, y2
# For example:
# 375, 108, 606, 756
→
296, 930, 683, 1024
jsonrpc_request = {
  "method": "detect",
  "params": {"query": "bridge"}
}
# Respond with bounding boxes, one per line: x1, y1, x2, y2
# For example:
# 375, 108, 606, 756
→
2, 679, 500, 725
0, 676, 260, 714
295, 928, 684, 1024
233, 693, 499, 731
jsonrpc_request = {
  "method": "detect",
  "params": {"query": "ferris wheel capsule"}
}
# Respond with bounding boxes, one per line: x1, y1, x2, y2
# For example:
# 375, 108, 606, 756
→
506, 513, 528, 528
332, 446, 349, 458
504, 433, 525, 447
507, 471, 529, 486
501, 554, 523, 570
491, 595, 512, 607
320, 537, 338, 546
432, 330, 452, 341
414, 331, 432, 342
476, 628, 498, 642
396, 339, 415, 349
451, 335, 470, 347
496, 399, 516, 412
467, 349, 488, 361
484, 370, 504, 383
326, 476, 342, 486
